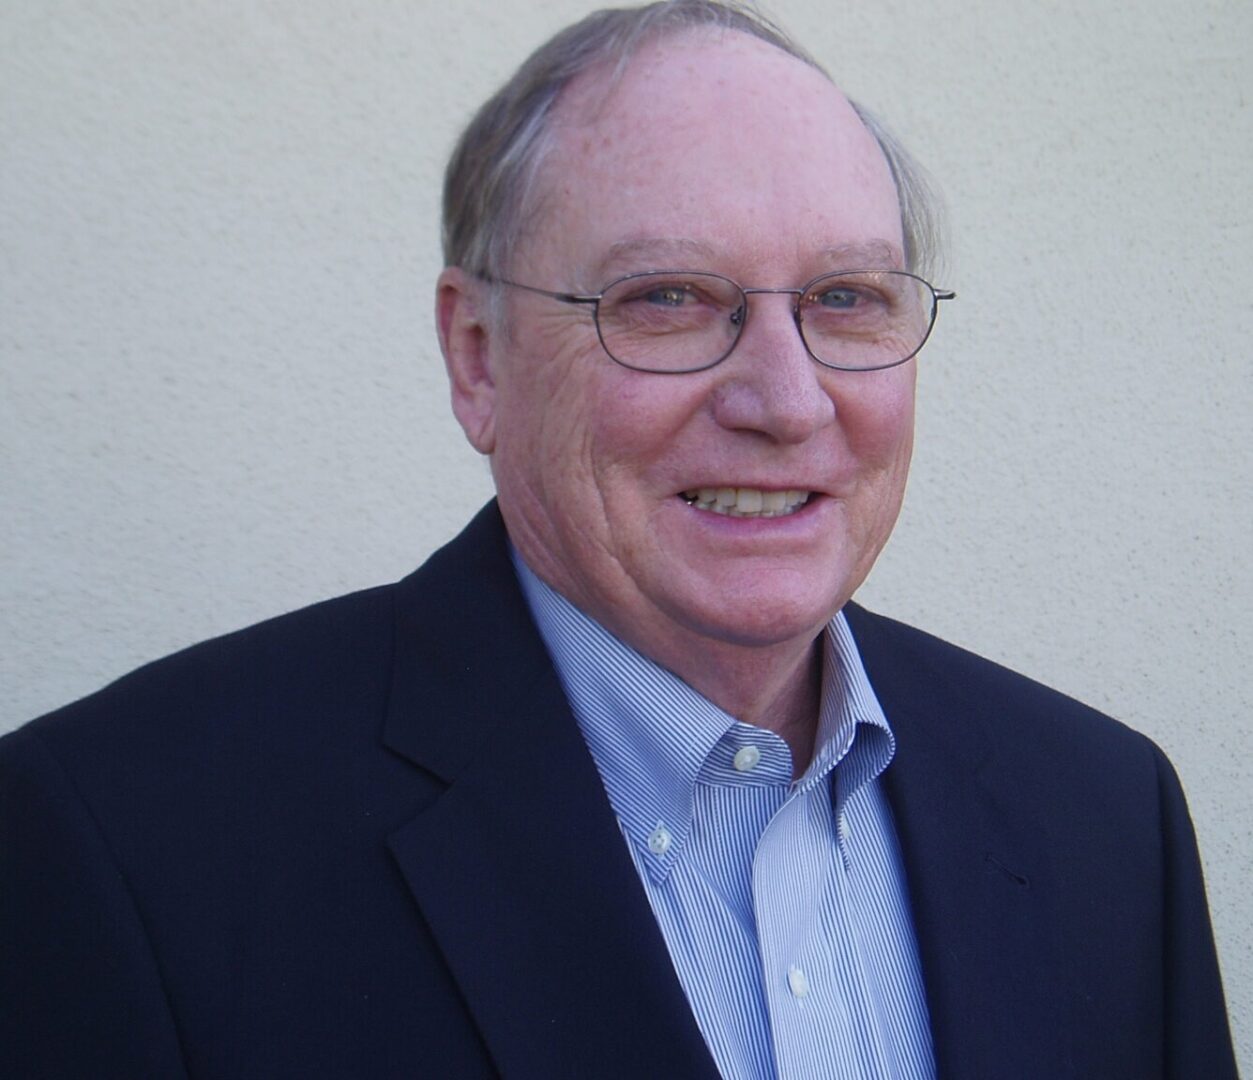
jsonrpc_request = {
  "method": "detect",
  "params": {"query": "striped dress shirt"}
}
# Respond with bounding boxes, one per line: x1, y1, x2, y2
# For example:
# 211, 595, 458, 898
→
514, 557, 937, 1080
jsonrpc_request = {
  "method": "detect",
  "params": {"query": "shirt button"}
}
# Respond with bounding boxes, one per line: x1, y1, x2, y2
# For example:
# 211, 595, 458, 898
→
647, 824, 673, 856
733, 745, 761, 772
787, 966, 810, 999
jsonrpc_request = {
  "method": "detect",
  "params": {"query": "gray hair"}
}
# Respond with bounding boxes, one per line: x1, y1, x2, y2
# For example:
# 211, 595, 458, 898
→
441, 0, 945, 285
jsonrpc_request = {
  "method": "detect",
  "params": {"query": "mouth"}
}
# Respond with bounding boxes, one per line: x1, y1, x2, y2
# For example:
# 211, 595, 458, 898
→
679, 487, 813, 518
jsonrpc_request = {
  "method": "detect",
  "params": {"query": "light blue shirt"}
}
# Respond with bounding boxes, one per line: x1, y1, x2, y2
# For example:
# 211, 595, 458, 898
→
514, 557, 937, 1080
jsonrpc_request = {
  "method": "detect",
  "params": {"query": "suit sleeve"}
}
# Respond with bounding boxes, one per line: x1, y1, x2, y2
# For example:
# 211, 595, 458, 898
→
0, 727, 190, 1080
1152, 745, 1239, 1078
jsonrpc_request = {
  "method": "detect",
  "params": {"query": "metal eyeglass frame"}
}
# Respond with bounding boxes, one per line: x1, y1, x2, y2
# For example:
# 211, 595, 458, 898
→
484, 269, 956, 374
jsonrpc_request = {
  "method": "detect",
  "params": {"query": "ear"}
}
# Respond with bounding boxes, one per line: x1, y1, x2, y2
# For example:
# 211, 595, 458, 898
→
437, 266, 500, 455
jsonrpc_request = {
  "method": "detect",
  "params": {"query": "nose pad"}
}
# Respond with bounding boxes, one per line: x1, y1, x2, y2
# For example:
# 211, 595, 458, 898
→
790, 303, 806, 343
725, 290, 806, 349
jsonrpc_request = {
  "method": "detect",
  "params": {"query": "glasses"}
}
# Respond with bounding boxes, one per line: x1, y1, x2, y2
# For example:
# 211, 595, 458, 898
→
489, 269, 955, 374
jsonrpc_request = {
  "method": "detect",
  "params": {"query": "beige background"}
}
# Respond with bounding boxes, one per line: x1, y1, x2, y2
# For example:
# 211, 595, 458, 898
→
3, 0, 1249, 1064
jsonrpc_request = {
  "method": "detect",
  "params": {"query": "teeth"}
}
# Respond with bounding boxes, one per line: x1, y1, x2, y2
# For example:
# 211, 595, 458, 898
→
680, 487, 812, 518
737, 489, 763, 513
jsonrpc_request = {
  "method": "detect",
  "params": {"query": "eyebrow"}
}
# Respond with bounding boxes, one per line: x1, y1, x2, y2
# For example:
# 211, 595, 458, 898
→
814, 240, 904, 270
591, 238, 719, 280
588, 236, 905, 285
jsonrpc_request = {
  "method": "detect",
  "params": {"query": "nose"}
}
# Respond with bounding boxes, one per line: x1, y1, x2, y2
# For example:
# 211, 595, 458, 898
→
709, 292, 837, 443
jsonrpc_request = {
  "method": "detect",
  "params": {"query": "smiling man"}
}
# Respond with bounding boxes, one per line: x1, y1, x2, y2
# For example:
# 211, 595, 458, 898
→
439, 30, 921, 772
0, 2, 1237, 1078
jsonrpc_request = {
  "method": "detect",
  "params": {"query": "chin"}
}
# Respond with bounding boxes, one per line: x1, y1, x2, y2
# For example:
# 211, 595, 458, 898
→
664, 576, 846, 651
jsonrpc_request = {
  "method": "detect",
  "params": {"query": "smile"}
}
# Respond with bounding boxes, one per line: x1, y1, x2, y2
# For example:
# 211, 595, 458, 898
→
680, 487, 812, 518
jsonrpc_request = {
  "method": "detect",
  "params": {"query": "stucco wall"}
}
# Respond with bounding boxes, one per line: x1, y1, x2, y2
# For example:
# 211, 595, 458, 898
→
3, 1, 1249, 1065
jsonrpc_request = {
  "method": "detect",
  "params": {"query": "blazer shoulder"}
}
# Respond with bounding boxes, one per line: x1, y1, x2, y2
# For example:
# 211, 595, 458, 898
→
4, 502, 516, 799
0, 577, 419, 965
842, 601, 1164, 776
5, 580, 401, 774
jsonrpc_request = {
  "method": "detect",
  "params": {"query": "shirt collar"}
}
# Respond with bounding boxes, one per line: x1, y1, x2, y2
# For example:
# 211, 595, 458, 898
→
512, 553, 896, 879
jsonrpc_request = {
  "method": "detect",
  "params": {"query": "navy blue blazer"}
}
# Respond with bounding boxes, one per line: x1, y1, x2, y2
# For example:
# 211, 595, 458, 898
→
2, 503, 1236, 1078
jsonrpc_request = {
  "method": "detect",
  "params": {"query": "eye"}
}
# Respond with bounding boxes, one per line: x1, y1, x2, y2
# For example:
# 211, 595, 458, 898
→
612, 280, 702, 308
642, 284, 694, 307
599, 273, 742, 333
811, 286, 861, 309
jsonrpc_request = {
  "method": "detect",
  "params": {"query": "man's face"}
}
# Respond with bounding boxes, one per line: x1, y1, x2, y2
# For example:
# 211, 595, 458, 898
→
474, 32, 915, 669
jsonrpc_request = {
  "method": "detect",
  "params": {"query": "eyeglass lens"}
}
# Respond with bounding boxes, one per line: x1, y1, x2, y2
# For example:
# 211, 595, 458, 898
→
595, 271, 936, 373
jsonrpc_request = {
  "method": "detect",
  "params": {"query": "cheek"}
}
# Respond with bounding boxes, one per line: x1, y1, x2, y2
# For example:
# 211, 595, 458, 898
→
580, 373, 708, 488
839, 370, 916, 468
491, 341, 686, 527
488, 339, 599, 512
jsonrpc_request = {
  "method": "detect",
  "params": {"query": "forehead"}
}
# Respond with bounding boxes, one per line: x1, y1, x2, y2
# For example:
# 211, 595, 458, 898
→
525, 31, 904, 279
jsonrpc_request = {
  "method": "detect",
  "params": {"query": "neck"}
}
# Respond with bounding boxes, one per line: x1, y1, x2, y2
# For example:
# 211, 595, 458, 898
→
663, 634, 824, 780
509, 536, 828, 777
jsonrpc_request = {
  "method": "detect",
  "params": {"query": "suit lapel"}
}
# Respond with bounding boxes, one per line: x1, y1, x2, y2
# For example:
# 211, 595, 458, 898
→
382, 505, 717, 1078
846, 604, 1073, 1079
380, 509, 1075, 1077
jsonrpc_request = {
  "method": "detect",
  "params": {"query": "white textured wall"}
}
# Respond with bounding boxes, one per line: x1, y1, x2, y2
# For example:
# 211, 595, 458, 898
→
3, 0, 1249, 1064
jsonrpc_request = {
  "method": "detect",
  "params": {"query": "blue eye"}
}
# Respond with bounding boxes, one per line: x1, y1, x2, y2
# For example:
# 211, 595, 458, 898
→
815, 287, 858, 309
641, 285, 693, 306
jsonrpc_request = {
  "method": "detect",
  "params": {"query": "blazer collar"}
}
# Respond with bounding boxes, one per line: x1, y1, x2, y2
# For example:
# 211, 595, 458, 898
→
383, 503, 718, 1078
845, 603, 1073, 1079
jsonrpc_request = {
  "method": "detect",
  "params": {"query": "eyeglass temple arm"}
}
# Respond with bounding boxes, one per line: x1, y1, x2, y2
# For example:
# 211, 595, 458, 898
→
482, 275, 601, 306
935, 289, 956, 301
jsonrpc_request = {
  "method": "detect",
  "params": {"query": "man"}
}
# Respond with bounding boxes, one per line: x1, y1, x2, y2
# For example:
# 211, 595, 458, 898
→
1, 2, 1236, 1077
